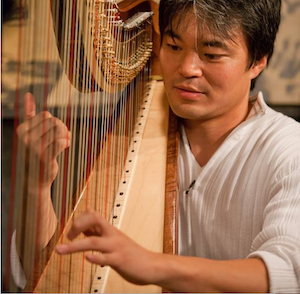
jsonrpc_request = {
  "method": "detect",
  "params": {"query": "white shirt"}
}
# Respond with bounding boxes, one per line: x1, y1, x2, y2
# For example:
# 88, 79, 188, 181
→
12, 93, 300, 292
178, 92, 300, 293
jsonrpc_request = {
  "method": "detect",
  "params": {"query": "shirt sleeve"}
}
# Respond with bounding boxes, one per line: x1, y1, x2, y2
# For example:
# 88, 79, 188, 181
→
247, 156, 300, 293
11, 230, 27, 289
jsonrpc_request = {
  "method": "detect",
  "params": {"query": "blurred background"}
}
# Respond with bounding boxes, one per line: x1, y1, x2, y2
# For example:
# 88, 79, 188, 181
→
2, 0, 300, 290
255, 0, 300, 116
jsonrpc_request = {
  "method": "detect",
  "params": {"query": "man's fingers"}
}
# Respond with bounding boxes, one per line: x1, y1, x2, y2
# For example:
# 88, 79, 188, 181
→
17, 111, 53, 140
56, 236, 110, 255
23, 120, 71, 157
39, 137, 71, 162
26, 117, 70, 145
50, 137, 71, 158
85, 253, 109, 267
67, 212, 111, 241
23, 93, 36, 121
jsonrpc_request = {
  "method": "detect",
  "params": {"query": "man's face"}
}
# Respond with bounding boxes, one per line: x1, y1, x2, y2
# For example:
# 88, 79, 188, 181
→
159, 12, 266, 123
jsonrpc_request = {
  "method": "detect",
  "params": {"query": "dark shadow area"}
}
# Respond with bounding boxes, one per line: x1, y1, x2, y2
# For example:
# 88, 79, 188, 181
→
269, 105, 300, 122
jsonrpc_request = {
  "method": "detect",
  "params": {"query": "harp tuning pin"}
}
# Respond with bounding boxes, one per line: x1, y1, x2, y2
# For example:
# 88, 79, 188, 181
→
115, 12, 121, 21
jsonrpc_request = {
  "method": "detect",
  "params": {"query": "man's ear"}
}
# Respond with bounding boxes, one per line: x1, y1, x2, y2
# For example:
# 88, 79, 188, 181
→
249, 55, 268, 80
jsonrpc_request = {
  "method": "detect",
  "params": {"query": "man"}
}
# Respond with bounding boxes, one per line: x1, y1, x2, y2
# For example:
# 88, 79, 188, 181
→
14, 0, 300, 292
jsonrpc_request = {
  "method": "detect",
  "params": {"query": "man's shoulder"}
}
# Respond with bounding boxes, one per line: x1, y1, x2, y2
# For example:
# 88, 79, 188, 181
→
254, 92, 300, 133
258, 108, 300, 158
265, 107, 300, 135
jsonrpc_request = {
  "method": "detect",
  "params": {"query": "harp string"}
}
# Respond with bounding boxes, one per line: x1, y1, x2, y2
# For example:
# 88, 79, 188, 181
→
7, 0, 154, 291
56, 0, 70, 290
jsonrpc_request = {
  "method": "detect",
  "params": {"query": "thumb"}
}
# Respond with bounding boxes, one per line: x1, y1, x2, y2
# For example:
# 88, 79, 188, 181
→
23, 92, 36, 120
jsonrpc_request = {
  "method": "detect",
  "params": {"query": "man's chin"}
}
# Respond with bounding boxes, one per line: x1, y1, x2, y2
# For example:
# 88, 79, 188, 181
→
169, 106, 206, 121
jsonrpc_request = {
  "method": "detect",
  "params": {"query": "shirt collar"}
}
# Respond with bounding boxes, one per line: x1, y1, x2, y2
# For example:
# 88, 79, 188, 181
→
247, 91, 268, 120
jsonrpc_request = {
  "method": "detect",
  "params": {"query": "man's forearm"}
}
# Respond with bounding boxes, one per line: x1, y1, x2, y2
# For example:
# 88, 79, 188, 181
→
151, 253, 269, 293
55, 211, 270, 292
15, 186, 58, 278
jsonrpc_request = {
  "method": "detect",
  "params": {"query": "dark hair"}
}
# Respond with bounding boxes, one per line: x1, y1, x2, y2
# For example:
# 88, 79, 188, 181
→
159, 0, 281, 90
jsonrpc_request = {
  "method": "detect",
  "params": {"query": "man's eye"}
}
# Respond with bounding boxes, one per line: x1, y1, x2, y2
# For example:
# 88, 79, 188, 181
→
205, 54, 221, 60
167, 44, 180, 51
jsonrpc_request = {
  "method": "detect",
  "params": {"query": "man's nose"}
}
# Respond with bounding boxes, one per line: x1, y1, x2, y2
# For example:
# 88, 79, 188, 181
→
179, 52, 203, 78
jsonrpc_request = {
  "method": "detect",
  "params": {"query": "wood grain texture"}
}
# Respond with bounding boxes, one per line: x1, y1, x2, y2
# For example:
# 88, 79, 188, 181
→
163, 109, 179, 256
92, 80, 169, 293
23, 81, 169, 293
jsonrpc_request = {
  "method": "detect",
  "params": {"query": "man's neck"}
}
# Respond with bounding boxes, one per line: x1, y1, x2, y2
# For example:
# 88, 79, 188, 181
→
183, 101, 252, 167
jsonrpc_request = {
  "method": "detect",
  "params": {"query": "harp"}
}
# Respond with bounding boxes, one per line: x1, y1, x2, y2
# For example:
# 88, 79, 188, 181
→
3, 0, 179, 293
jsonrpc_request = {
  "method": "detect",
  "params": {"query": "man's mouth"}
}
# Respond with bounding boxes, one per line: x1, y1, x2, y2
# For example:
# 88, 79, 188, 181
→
174, 85, 205, 100
175, 85, 203, 93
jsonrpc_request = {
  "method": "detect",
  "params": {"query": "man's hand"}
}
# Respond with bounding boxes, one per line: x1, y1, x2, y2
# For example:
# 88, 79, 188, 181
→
56, 211, 159, 286
16, 92, 71, 188
56, 210, 269, 293
15, 93, 70, 276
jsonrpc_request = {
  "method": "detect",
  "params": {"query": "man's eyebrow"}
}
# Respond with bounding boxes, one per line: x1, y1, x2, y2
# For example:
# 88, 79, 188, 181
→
163, 31, 230, 51
163, 29, 182, 41
201, 39, 230, 50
